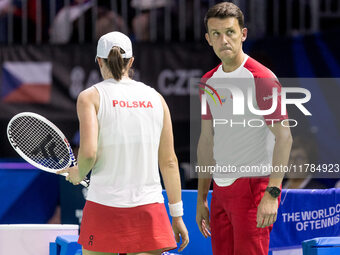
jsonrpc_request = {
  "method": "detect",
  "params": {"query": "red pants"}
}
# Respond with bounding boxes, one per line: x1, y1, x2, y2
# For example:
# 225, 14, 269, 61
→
211, 177, 279, 255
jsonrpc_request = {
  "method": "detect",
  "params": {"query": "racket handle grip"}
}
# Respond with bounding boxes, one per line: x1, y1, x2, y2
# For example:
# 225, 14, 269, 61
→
60, 172, 90, 188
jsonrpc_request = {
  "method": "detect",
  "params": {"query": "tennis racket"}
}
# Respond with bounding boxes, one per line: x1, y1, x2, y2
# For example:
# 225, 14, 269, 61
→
7, 112, 90, 187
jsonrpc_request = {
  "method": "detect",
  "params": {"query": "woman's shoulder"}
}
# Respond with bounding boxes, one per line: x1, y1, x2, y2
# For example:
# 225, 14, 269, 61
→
77, 86, 99, 103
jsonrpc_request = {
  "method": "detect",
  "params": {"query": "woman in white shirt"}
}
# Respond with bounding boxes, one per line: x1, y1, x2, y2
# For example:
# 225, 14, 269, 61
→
57, 31, 189, 255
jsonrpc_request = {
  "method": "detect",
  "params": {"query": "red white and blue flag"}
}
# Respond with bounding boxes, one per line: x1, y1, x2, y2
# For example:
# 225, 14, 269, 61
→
1, 62, 52, 103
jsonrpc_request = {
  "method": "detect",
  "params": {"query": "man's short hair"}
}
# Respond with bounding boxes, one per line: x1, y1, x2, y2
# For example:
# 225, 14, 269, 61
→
204, 2, 244, 31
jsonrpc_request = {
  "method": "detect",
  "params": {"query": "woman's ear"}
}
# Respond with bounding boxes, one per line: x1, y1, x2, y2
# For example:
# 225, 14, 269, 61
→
128, 57, 135, 69
97, 57, 103, 68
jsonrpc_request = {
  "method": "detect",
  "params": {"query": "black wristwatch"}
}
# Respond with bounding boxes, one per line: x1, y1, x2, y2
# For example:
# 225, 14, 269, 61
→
265, 186, 281, 198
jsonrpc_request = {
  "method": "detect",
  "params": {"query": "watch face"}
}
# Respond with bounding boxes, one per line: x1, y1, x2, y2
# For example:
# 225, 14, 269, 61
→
272, 187, 281, 197
267, 187, 281, 198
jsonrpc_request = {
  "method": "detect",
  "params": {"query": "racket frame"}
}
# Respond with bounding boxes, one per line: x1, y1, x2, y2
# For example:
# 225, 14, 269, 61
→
7, 112, 89, 187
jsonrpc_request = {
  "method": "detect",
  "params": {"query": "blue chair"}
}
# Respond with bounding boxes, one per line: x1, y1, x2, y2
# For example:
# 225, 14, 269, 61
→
302, 237, 340, 255
50, 235, 81, 255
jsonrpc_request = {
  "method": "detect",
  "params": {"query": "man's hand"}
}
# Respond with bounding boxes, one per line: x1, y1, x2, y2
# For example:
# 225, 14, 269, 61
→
196, 199, 211, 238
256, 191, 278, 228
172, 217, 189, 252
56, 166, 82, 185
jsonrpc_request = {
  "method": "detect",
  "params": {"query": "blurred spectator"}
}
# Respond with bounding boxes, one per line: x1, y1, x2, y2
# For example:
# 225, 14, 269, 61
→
50, 0, 93, 44
95, 7, 127, 40
283, 135, 327, 189
50, 0, 127, 44
131, 0, 170, 41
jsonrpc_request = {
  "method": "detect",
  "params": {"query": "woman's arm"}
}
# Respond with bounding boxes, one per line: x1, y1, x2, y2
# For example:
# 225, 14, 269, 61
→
77, 87, 99, 180
158, 94, 189, 252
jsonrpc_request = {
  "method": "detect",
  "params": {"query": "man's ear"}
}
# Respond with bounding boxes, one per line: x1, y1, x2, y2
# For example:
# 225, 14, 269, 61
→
241, 28, 248, 43
205, 33, 212, 46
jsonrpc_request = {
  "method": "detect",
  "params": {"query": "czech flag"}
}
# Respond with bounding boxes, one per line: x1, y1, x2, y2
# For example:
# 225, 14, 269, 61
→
1, 62, 52, 103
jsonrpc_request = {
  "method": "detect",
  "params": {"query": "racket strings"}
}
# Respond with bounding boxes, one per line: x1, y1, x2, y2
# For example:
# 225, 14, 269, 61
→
9, 116, 71, 170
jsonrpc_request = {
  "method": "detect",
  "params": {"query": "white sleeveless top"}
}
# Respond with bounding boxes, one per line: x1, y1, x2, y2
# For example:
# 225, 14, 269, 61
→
86, 77, 164, 207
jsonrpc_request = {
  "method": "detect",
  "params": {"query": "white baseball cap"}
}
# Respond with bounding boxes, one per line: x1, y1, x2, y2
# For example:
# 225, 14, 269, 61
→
96, 31, 133, 61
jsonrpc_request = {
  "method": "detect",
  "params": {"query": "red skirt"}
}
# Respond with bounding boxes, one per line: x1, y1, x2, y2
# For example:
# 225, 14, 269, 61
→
78, 200, 177, 253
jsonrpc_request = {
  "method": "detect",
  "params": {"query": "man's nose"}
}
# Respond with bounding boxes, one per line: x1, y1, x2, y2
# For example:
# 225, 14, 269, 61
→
220, 34, 229, 44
